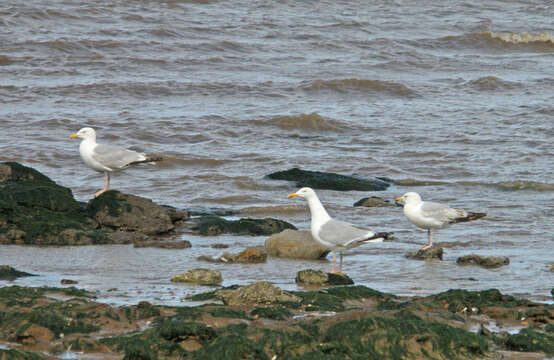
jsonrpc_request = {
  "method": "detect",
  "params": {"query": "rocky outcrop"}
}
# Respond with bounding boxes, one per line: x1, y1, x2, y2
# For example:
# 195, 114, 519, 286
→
171, 269, 222, 285
199, 247, 267, 263
405, 246, 443, 260
215, 281, 301, 305
192, 215, 296, 236
295, 269, 354, 286
266, 168, 392, 191
0, 265, 35, 280
456, 255, 510, 269
0, 162, 188, 245
264, 229, 330, 259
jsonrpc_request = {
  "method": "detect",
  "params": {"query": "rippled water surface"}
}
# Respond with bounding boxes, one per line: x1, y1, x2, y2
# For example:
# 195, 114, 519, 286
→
0, 0, 552, 305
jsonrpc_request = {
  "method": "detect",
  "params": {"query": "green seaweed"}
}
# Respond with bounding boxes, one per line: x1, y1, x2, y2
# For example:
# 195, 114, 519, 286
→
504, 328, 554, 355
0, 348, 46, 360
193, 334, 269, 360
121, 301, 161, 321
251, 306, 293, 320
206, 308, 251, 320
426, 288, 529, 313
86, 190, 133, 218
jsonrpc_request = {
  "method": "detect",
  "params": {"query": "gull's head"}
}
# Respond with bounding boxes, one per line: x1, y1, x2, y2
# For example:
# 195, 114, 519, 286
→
69, 127, 96, 141
288, 187, 317, 200
395, 192, 421, 205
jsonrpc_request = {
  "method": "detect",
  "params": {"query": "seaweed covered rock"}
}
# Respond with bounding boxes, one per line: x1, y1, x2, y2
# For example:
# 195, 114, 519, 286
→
171, 269, 223, 285
505, 328, 554, 355
295, 269, 354, 286
134, 239, 192, 249
193, 215, 296, 236
0, 162, 106, 245
405, 245, 443, 260
215, 282, 301, 305
353, 196, 393, 207
266, 168, 392, 191
265, 229, 330, 259
456, 254, 510, 268
0, 265, 35, 280
87, 190, 188, 235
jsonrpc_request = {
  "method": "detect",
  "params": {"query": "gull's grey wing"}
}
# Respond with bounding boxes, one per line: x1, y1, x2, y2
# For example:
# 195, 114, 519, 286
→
318, 219, 374, 248
92, 143, 145, 170
421, 201, 466, 223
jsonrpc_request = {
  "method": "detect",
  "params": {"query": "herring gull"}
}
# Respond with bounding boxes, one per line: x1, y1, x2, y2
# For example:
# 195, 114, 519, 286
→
69, 127, 159, 197
289, 187, 390, 273
395, 192, 486, 250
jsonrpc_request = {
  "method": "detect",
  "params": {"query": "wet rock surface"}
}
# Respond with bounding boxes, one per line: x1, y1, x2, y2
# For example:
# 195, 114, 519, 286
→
353, 196, 394, 207
0, 283, 551, 359
457, 254, 510, 268
0, 265, 35, 280
266, 167, 392, 191
405, 245, 444, 260
192, 215, 296, 236
134, 239, 192, 249
264, 229, 330, 259
171, 269, 222, 285
199, 246, 267, 264
295, 269, 354, 286
0, 162, 188, 245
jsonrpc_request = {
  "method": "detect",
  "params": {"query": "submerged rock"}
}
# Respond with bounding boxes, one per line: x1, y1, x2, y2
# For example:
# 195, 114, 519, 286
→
199, 246, 267, 264
87, 191, 188, 235
405, 245, 443, 260
134, 239, 192, 249
264, 229, 330, 259
295, 269, 354, 286
266, 167, 391, 191
216, 281, 301, 305
353, 196, 393, 207
456, 254, 510, 268
171, 269, 222, 285
0, 265, 35, 280
192, 215, 296, 236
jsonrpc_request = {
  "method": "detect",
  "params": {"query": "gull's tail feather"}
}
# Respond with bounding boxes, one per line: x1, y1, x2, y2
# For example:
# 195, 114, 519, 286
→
129, 156, 163, 166
451, 212, 487, 224
362, 231, 393, 243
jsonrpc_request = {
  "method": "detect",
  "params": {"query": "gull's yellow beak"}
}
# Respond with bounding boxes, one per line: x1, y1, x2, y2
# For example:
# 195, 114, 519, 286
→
288, 193, 298, 198
69, 134, 79, 139
395, 196, 403, 202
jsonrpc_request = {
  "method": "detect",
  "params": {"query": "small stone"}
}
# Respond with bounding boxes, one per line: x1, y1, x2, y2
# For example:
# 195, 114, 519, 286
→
171, 269, 222, 285
405, 246, 443, 260
60, 279, 78, 285
295, 269, 354, 286
456, 255, 509, 269
215, 281, 300, 305
211, 243, 229, 249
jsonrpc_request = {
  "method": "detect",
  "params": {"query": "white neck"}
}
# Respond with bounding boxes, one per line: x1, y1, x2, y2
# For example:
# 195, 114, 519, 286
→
305, 193, 332, 225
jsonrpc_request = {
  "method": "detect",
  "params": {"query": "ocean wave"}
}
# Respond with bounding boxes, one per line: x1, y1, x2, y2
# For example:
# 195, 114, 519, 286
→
301, 78, 415, 96
490, 32, 554, 45
437, 32, 553, 51
397, 179, 553, 192
250, 112, 347, 132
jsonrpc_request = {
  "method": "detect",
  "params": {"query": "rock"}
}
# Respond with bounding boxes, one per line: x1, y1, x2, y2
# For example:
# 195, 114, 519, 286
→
0, 265, 35, 280
266, 167, 391, 191
0, 162, 106, 245
353, 196, 393, 207
171, 269, 222, 285
107, 231, 145, 244
405, 246, 443, 260
211, 243, 229, 249
215, 281, 301, 305
295, 269, 354, 286
456, 255, 510, 269
87, 191, 187, 235
192, 215, 296, 236
134, 239, 192, 249
265, 229, 330, 260
61, 279, 78, 285
199, 247, 267, 264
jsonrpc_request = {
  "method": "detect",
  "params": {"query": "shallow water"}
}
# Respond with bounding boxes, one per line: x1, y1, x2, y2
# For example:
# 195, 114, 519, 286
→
0, 0, 552, 306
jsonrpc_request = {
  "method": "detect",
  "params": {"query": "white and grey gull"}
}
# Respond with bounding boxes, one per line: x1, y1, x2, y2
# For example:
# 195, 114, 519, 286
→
288, 187, 391, 273
69, 127, 160, 197
395, 192, 486, 250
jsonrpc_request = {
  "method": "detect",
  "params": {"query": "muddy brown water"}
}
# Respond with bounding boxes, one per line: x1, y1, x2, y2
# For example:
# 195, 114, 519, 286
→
0, 0, 552, 306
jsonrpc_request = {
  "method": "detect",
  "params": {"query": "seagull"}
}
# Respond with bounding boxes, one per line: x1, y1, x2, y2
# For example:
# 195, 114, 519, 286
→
69, 127, 160, 197
395, 192, 486, 250
288, 187, 390, 273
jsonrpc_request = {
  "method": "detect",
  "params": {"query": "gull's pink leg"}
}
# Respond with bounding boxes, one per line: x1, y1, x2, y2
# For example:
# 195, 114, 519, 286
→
330, 251, 338, 273
95, 172, 110, 198
421, 229, 433, 250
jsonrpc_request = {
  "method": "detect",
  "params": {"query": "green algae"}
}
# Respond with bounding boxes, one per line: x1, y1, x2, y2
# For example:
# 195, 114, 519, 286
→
0, 348, 46, 360
289, 285, 392, 312
205, 308, 251, 320
121, 301, 161, 321
426, 288, 529, 313
193, 334, 268, 360
86, 190, 133, 218
251, 306, 293, 320
505, 328, 554, 355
